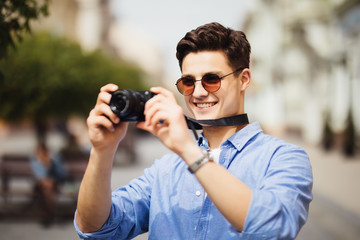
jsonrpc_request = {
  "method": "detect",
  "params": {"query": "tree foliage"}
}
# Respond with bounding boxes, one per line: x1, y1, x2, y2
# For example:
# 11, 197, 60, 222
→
0, 32, 147, 123
0, 0, 49, 60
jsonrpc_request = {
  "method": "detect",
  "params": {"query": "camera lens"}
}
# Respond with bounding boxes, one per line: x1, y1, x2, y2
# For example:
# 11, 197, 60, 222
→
109, 89, 155, 121
111, 93, 127, 112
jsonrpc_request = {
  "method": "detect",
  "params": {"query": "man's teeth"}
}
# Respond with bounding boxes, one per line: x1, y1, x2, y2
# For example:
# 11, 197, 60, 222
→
196, 103, 214, 108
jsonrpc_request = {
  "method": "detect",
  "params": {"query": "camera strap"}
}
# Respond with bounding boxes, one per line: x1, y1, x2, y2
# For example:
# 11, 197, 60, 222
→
185, 114, 249, 140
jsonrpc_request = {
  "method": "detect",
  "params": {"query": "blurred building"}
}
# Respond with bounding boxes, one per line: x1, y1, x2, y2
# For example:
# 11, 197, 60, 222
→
33, 0, 164, 85
244, 0, 359, 154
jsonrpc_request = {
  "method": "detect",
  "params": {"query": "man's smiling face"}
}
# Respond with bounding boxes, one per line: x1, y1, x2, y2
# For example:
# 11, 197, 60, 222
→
181, 50, 246, 120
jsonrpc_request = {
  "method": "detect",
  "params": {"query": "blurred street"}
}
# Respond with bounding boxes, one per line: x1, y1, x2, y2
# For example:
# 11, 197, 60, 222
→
1, 0, 359, 239
1, 129, 360, 240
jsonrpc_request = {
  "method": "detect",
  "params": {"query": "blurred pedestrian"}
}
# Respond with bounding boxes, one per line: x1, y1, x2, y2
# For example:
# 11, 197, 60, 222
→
30, 142, 66, 225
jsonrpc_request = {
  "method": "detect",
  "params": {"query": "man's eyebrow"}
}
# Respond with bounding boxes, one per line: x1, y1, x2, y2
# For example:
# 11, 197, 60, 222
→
181, 73, 195, 78
181, 71, 222, 78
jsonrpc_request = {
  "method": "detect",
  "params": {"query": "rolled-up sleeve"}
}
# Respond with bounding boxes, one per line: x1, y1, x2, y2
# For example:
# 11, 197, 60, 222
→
74, 160, 157, 240
243, 145, 313, 239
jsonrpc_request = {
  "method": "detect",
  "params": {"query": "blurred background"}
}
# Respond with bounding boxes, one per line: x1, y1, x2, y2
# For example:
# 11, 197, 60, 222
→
0, 0, 359, 239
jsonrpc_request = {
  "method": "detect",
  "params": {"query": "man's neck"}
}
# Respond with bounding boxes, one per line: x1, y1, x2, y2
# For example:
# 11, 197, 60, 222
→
202, 124, 247, 150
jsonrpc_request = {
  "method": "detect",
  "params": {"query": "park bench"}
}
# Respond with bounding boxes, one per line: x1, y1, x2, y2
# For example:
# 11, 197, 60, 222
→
0, 154, 35, 202
0, 153, 89, 204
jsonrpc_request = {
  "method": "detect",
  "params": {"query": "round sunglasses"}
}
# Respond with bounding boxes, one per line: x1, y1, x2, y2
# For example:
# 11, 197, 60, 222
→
175, 68, 244, 96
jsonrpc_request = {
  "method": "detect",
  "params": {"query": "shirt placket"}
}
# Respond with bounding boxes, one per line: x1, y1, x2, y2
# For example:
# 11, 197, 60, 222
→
219, 143, 236, 169
193, 139, 236, 239
194, 196, 212, 240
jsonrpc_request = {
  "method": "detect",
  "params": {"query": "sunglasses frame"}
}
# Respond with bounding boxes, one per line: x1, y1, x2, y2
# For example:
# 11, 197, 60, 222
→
176, 67, 244, 96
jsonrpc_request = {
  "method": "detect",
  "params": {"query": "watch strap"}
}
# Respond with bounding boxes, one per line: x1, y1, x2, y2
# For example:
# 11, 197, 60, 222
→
188, 149, 213, 174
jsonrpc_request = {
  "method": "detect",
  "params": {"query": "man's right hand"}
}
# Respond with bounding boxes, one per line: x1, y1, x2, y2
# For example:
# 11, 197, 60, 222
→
87, 83, 129, 154
76, 83, 128, 233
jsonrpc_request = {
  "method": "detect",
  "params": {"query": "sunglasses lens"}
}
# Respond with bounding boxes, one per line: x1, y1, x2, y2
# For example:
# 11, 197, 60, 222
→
177, 77, 195, 95
176, 74, 222, 95
202, 74, 221, 92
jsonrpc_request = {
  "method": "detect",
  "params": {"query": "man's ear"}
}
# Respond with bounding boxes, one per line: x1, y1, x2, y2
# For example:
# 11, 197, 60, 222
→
240, 68, 251, 91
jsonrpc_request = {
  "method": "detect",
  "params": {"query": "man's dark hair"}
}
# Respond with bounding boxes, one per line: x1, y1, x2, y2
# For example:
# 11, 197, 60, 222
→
176, 22, 251, 72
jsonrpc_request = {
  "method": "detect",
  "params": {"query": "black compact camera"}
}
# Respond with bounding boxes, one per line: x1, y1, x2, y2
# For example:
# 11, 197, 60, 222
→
109, 89, 156, 121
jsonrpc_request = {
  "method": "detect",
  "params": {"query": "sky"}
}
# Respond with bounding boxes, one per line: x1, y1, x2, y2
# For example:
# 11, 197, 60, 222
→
110, 0, 257, 81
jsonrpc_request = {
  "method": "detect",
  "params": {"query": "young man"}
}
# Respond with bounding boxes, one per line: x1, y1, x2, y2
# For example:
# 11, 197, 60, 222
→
74, 22, 313, 239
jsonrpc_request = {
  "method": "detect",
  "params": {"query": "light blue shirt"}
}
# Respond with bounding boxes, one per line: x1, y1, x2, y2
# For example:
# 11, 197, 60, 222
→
74, 122, 313, 239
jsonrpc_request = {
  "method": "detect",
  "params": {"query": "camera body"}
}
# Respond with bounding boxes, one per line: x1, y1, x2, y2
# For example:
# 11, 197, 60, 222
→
109, 89, 156, 122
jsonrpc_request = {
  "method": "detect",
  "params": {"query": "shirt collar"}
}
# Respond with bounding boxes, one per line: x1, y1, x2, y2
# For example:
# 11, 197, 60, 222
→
197, 122, 263, 151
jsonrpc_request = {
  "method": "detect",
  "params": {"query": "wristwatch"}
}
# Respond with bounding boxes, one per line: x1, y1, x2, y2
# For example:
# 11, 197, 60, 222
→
188, 149, 213, 174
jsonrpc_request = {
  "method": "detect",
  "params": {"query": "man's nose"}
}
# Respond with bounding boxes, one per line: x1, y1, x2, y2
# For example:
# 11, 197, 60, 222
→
192, 80, 208, 98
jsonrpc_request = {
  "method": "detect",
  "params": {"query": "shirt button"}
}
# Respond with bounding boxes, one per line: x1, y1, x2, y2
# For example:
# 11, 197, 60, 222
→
195, 190, 201, 197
